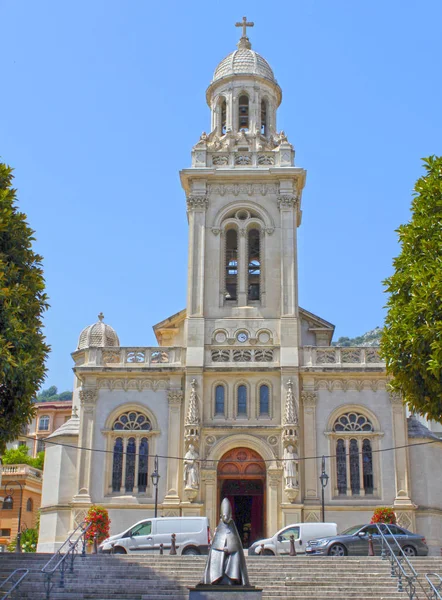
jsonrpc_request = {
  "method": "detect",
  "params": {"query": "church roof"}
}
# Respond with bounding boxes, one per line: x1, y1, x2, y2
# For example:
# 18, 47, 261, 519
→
407, 415, 441, 441
77, 313, 119, 350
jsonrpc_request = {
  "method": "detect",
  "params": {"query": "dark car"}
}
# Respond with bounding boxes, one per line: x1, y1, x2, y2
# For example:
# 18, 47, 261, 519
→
305, 524, 428, 557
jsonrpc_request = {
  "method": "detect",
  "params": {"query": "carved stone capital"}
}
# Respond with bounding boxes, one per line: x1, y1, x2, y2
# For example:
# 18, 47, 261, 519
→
389, 390, 404, 407
301, 390, 318, 406
186, 195, 208, 211
167, 390, 184, 405
79, 389, 98, 405
277, 195, 298, 210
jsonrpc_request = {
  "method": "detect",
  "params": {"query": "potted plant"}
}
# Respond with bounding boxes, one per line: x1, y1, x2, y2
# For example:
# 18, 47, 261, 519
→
84, 505, 111, 552
371, 507, 397, 524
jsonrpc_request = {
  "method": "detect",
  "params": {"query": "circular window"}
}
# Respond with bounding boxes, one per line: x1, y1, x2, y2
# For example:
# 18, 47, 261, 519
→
236, 210, 250, 221
215, 331, 227, 343
258, 331, 270, 344
237, 332, 248, 343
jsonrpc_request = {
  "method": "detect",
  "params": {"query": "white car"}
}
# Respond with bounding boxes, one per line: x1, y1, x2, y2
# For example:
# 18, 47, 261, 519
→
99, 516, 210, 555
248, 522, 338, 556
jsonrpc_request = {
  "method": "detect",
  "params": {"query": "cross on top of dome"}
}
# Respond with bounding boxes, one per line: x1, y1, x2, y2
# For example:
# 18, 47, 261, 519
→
235, 16, 254, 49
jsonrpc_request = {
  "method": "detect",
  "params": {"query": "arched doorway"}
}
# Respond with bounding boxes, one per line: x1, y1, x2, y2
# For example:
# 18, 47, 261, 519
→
217, 447, 265, 548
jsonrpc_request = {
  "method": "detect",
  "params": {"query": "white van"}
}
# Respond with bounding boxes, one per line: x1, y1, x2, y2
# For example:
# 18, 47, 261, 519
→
248, 522, 338, 556
99, 516, 210, 555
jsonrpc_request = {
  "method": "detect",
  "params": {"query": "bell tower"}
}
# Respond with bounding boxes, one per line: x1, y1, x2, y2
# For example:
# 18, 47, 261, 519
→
180, 18, 306, 369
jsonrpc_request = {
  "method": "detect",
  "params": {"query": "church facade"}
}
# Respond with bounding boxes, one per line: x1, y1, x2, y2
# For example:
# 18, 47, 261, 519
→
38, 20, 442, 554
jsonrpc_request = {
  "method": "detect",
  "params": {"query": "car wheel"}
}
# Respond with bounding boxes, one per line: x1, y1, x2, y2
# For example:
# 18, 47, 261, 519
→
402, 545, 417, 557
263, 549, 275, 556
328, 543, 347, 557
113, 547, 127, 554
182, 547, 201, 556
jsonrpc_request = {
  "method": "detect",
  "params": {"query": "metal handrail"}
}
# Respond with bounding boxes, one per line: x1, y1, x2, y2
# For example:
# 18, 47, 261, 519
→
375, 524, 431, 600
41, 520, 92, 600
426, 574, 442, 600
0, 568, 29, 600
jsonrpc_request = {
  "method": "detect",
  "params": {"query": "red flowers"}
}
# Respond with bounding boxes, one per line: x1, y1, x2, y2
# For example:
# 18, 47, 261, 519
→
84, 505, 111, 544
371, 507, 397, 524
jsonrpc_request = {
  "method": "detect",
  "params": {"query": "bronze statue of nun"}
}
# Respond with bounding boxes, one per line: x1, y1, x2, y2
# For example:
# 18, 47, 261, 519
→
202, 497, 250, 586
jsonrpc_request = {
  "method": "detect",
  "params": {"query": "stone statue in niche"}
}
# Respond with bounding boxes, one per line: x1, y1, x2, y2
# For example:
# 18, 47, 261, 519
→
283, 445, 299, 489
201, 498, 250, 586
183, 444, 200, 489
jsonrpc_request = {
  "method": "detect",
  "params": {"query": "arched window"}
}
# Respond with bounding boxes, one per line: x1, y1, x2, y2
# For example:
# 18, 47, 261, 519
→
237, 385, 247, 416
110, 410, 153, 495
259, 385, 269, 416
225, 229, 238, 301
125, 437, 136, 492
138, 438, 149, 492
38, 416, 49, 431
336, 439, 347, 494
362, 439, 373, 494
261, 100, 267, 135
333, 412, 376, 497
112, 437, 123, 492
221, 98, 227, 134
238, 95, 249, 131
248, 229, 261, 301
215, 385, 225, 415
26, 498, 33, 512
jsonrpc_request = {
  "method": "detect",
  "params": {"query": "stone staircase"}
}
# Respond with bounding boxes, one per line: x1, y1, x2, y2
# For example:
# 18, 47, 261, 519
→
0, 554, 441, 600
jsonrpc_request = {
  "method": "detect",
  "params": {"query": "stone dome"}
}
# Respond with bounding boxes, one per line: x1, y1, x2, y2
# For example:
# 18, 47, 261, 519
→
212, 35, 277, 85
212, 46, 276, 84
77, 313, 119, 350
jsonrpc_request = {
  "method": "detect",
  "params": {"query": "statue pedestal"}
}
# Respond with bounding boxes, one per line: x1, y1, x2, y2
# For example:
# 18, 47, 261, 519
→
189, 586, 262, 599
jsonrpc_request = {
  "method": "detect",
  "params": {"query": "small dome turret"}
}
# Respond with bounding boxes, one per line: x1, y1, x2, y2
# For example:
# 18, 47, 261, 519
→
77, 313, 119, 350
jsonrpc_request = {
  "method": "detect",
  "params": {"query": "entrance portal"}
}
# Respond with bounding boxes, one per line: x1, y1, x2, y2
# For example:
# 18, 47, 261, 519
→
217, 448, 265, 547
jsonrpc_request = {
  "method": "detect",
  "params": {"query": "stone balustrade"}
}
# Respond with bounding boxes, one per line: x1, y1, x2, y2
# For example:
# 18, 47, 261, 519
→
93, 347, 182, 367
302, 346, 385, 368
207, 346, 278, 365
2, 464, 43, 479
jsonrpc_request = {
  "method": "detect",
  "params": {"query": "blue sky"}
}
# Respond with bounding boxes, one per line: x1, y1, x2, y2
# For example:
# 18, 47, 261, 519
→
1, 0, 441, 391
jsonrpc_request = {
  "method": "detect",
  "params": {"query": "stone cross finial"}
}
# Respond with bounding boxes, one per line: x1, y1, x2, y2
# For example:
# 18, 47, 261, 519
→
235, 16, 254, 38
98, 312, 104, 322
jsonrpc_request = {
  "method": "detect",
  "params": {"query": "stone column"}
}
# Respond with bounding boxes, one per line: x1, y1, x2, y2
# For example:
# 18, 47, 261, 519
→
237, 227, 247, 306
73, 388, 98, 502
267, 469, 282, 536
201, 469, 217, 532
302, 391, 319, 499
164, 390, 184, 504
186, 194, 208, 317
277, 194, 298, 317
390, 392, 411, 503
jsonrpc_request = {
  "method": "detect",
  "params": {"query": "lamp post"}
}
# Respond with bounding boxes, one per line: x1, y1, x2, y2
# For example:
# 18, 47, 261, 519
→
150, 455, 160, 518
319, 456, 329, 523
3, 482, 24, 552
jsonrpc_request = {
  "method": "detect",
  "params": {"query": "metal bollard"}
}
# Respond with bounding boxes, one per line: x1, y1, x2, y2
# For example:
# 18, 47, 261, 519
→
159, 543, 163, 555
93, 533, 98, 554
289, 535, 297, 556
170, 533, 177, 555
367, 533, 375, 556
260, 544, 265, 556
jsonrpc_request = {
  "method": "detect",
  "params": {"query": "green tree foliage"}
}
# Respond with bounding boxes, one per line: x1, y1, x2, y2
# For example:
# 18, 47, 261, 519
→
36, 386, 72, 402
0, 163, 49, 450
2, 444, 44, 469
381, 156, 442, 422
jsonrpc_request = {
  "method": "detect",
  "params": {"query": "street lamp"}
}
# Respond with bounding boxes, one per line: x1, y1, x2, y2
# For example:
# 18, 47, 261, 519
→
319, 456, 329, 523
3, 482, 24, 552
150, 455, 160, 518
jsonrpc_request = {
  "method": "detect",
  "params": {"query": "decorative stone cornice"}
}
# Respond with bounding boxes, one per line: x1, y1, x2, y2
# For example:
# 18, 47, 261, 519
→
208, 183, 278, 197
301, 390, 318, 406
167, 390, 184, 406
186, 195, 208, 211
277, 195, 298, 210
